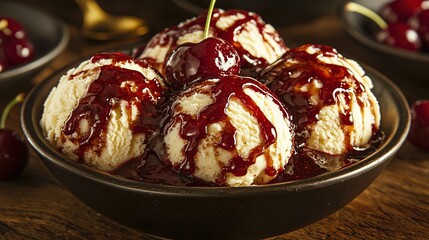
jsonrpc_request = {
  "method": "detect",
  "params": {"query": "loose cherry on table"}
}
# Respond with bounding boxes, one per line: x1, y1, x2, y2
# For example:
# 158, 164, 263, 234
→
376, 22, 422, 51
164, 37, 240, 91
408, 100, 429, 151
0, 93, 28, 180
379, 0, 424, 24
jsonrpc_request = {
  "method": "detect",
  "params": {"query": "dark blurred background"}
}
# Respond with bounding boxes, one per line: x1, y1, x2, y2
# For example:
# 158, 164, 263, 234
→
11, 0, 194, 33
8, 0, 344, 43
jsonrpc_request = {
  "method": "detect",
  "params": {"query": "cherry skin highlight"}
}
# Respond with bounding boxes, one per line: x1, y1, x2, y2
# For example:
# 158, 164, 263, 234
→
2, 38, 34, 66
410, 9, 429, 51
376, 22, 421, 51
0, 17, 34, 71
0, 17, 27, 41
165, 37, 240, 91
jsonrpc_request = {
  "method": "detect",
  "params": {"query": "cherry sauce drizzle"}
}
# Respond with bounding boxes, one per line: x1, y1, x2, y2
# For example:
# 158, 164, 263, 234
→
161, 76, 286, 184
261, 44, 379, 153
140, 9, 286, 75
62, 52, 165, 161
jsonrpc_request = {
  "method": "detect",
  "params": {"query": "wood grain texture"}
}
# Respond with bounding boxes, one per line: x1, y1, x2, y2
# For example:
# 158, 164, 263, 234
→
1, 1, 428, 239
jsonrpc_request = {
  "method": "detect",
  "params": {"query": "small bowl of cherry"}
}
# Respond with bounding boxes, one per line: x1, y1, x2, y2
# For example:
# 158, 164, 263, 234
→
0, 1, 69, 100
340, 0, 429, 86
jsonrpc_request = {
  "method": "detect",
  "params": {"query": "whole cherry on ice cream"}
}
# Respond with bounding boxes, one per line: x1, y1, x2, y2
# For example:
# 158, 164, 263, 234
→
0, 93, 28, 180
165, 37, 240, 91
408, 100, 429, 151
164, 0, 240, 91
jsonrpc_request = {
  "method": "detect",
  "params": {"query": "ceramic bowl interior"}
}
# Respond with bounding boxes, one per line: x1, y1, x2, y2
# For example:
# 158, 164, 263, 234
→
0, 1, 69, 102
21, 56, 410, 239
340, 0, 429, 85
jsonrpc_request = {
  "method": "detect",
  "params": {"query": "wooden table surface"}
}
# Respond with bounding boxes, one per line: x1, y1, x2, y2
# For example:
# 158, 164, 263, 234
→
1, 1, 428, 239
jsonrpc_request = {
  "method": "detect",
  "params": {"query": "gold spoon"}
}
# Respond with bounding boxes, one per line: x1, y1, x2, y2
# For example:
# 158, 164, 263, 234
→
74, 0, 148, 40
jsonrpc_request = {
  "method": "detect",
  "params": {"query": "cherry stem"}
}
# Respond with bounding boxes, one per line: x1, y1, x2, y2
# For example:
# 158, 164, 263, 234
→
345, 2, 387, 29
203, 0, 216, 39
0, 93, 25, 129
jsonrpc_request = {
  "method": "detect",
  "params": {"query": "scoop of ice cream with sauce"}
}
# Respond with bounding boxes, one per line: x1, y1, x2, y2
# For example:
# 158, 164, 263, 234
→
136, 9, 287, 77
40, 52, 167, 172
158, 75, 294, 186
261, 44, 381, 156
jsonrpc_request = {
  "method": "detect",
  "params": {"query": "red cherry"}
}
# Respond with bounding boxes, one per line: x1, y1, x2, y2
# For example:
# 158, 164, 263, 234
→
2, 38, 34, 66
379, 0, 423, 24
376, 23, 422, 51
409, 9, 429, 51
408, 100, 429, 150
0, 129, 28, 180
0, 93, 28, 180
0, 17, 27, 41
165, 37, 240, 91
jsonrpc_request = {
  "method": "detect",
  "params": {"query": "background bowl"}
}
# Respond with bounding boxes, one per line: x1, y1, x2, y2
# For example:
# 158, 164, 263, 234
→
22, 58, 410, 239
340, 0, 429, 86
0, 1, 69, 106
173, 0, 345, 26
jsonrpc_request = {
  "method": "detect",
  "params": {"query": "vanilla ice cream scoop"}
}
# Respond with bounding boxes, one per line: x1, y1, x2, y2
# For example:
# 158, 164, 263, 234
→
136, 9, 287, 77
40, 52, 167, 172
158, 75, 294, 186
261, 44, 381, 155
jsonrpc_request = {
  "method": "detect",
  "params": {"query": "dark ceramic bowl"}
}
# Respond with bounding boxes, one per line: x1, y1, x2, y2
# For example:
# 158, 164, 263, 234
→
0, 1, 69, 103
173, 0, 345, 26
22, 57, 410, 239
340, 0, 429, 86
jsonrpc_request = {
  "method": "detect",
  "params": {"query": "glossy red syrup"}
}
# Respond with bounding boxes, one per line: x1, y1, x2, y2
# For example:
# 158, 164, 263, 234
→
113, 131, 382, 186
160, 76, 288, 184
261, 44, 379, 153
112, 44, 384, 186
62, 52, 165, 161
140, 9, 286, 76
87, 49, 383, 187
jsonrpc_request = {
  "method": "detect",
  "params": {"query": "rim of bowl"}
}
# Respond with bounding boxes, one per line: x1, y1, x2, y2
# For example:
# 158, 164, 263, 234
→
340, 1, 429, 63
0, 2, 70, 81
21, 60, 410, 197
